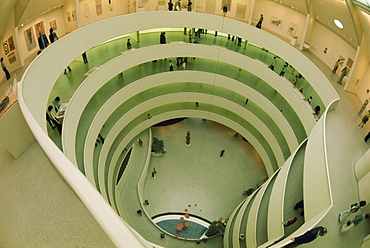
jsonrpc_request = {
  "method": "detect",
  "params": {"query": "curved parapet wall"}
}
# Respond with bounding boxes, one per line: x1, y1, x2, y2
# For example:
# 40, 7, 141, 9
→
224, 100, 338, 247
18, 11, 340, 248
64, 43, 314, 169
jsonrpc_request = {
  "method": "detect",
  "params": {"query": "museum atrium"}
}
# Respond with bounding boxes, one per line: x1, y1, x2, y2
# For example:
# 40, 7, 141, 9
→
0, 0, 370, 247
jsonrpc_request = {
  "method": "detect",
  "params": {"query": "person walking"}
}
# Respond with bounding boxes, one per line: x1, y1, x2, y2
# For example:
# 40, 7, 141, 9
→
287, 226, 327, 247
332, 59, 342, 74
220, 149, 225, 157
268, 63, 275, 71
82, 52, 89, 63
127, 38, 132, 50
337, 67, 348, 84
256, 14, 264, 29
138, 138, 143, 147
359, 110, 370, 127
1, 57, 11, 80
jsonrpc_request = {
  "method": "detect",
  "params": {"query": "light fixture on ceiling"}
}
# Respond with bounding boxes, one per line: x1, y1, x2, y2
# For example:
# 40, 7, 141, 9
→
334, 19, 344, 29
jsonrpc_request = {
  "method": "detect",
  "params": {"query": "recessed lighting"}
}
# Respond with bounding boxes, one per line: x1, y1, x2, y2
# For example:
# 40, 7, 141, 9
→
334, 19, 344, 29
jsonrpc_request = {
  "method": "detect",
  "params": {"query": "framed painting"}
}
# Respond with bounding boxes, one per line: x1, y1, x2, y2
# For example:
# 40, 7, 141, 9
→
2, 41, 9, 55
34, 21, 45, 36
96, 0, 103, 15
24, 27, 37, 51
270, 16, 283, 29
50, 20, 57, 31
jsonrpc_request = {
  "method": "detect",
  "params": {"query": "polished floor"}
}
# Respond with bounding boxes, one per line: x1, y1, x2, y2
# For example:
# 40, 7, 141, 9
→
0, 28, 369, 248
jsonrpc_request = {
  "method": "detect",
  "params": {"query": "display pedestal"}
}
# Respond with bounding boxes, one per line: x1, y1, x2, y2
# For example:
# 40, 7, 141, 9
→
0, 101, 35, 158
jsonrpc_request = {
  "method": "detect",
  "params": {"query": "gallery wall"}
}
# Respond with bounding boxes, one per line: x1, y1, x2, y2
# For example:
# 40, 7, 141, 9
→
254, 0, 306, 46
309, 21, 357, 71
18, 8, 67, 62
77, 0, 129, 28
1, 10, 22, 82
196, 0, 253, 22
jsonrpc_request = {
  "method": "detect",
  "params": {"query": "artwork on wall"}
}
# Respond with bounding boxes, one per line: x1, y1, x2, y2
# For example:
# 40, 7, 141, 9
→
34, 21, 46, 37
24, 27, 37, 51
270, 16, 283, 29
8, 37, 15, 52
2, 41, 9, 55
67, 12, 72, 22
8, 52, 16, 64
72, 10, 77, 20
287, 22, 298, 36
50, 20, 57, 30
96, 0, 103, 15
84, 1, 91, 18
235, 4, 247, 19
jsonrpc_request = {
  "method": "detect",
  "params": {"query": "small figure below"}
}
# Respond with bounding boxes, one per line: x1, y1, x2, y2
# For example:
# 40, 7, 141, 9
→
282, 217, 297, 227
359, 110, 370, 127
147, 113, 152, 119
138, 138, 143, 147
169, 60, 174, 71
144, 199, 149, 205
64, 66, 72, 74
314, 105, 320, 115
279, 65, 287, 76
46, 105, 62, 134
53, 96, 61, 112
160, 32, 167, 44
136, 209, 142, 216
268, 63, 275, 71
306, 96, 313, 104
82, 52, 89, 64
127, 38, 132, 50
256, 14, 264, 29
294, 200, 304, 216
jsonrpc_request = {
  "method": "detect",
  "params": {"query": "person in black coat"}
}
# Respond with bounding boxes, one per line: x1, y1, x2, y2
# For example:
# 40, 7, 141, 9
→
285, 226, 327, 247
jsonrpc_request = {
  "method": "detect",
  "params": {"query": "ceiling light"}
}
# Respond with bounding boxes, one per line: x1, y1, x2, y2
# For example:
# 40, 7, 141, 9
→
334, 19, 344, 29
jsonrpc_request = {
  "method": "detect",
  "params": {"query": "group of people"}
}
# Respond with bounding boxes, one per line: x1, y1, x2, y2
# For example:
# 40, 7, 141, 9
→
339, 201, 368, 233
168, 0, 192, 11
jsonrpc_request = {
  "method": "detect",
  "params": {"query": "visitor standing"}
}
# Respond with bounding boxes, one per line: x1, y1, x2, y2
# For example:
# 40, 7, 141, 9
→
1, 57, 10, 80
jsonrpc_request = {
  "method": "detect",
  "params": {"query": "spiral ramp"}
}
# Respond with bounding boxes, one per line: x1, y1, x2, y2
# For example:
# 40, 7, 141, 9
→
18, 12, 340, 247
